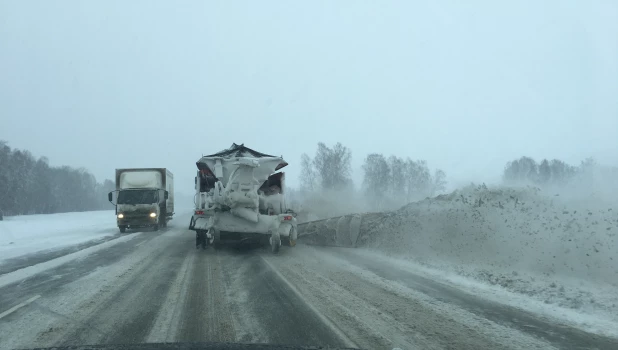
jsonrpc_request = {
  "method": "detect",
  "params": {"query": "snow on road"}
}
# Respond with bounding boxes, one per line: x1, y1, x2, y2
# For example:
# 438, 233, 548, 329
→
264, 245, 556, 350
1, 210, 617, 349
0, 210, 117, 263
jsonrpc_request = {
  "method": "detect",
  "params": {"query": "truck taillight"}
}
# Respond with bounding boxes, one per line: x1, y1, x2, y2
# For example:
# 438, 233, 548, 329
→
195, 210, 204, 215
283, 215, 292, 221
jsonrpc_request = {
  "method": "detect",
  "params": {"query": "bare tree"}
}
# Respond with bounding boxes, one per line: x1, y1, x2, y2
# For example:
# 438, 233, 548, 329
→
388, 156, 406, 203
404, 159, 432, 201
538, 159, 551, 185
432, 169, 447, 194
362, 154, 390, 209
313, 142, 352, 190
299, 153, 317, 192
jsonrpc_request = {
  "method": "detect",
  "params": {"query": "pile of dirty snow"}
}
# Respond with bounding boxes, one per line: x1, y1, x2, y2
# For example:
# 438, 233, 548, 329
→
357, 184, 618, 320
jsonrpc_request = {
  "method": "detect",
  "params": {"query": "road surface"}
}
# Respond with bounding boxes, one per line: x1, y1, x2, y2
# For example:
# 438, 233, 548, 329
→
1, 215, 617, 350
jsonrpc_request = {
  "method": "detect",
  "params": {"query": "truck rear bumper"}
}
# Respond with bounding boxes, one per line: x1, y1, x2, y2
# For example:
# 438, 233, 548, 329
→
192, 212, 296, 237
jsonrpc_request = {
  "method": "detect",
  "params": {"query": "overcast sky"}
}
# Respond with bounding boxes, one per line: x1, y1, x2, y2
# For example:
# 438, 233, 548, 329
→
1, 0, 617, 195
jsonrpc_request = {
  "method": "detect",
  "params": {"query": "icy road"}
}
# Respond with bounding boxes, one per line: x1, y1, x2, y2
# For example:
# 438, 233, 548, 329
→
1, 213, 617, 350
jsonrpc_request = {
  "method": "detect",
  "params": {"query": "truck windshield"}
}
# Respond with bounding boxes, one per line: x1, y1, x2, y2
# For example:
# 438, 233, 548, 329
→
117, 190, 157, 205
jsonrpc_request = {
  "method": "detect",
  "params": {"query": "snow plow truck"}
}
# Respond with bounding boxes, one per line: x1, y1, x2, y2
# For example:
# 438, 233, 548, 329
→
189, 144, 298, 253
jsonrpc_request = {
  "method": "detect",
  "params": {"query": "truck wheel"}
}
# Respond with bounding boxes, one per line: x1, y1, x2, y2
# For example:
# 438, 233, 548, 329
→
212, 229, 221, 250
270, 235, 281, 254
196, 230, 206, 249
153, 224, 159, 231
288, 227, 297, 247
201, 234, 207, 250
119, 226, 126, 233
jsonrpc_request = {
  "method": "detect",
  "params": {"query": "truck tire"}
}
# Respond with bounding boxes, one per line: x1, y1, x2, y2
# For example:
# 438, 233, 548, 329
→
270, 235, 281, 254
196, 230, 206, 249
212, 229, 221, 250
153, 224, 159, 231
158, 204, 166, 228
119, 226, 126, 233
288, 227, 297, 247
201, 234, 207, 249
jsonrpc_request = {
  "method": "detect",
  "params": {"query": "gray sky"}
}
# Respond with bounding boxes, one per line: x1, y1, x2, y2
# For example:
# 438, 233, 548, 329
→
1, 0, 617, 194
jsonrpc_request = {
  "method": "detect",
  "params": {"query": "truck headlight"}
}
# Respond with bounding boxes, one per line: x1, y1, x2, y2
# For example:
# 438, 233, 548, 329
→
150, 213, 157, 218
117, 213, 124, 219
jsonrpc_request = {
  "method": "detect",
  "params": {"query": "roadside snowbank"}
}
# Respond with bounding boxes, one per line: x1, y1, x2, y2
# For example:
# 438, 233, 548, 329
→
0, 210, 117, 263
357, 185, 618, 323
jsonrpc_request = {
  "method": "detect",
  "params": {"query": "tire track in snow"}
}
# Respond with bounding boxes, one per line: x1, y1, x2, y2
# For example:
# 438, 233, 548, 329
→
263, 245, 555, 350
174, 248, 237, 343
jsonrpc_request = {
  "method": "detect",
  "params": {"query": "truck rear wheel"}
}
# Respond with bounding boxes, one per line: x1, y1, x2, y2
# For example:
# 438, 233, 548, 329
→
212, 229, 221, 250
196, 230, 207, 249
270, 234, 281, 254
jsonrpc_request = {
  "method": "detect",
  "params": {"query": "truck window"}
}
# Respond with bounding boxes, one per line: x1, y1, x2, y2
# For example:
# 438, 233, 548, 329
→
117, 190, 157, 205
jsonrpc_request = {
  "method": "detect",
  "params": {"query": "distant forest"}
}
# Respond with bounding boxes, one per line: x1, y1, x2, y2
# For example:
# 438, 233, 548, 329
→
2, 140, 614, 217
0, 141, 114, 216
502, 156, 597, 187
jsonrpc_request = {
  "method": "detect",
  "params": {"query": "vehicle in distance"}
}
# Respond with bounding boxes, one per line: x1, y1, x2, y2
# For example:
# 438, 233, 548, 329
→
108, 168, 174, 233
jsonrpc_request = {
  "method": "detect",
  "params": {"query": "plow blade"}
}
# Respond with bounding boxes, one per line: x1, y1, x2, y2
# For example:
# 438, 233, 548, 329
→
297, 214, 363, 248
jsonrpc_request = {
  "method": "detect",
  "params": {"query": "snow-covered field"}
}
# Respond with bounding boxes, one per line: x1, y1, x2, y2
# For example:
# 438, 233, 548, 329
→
354, 185, 618, 334
0, 210, 117, 263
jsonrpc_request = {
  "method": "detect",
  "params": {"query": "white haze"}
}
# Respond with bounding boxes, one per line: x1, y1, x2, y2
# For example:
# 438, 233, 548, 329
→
1, 1, 617, 199
2, 1, 618, 338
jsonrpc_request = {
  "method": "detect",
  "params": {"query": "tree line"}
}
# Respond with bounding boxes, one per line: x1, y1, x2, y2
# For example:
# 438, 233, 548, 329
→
502, 156, 597, 187
298, 142, 447, 211
300, 142, 353, 192
362, 154, 446, 209
0, 141, 114, 216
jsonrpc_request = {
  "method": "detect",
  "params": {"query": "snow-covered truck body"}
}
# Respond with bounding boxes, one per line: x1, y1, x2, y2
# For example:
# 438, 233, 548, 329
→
190, 144, 297, 253
108, 168, 174, 233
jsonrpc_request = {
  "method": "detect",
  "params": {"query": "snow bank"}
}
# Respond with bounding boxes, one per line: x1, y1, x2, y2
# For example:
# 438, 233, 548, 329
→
0, 210, 117, 263
356, 185, 618, 321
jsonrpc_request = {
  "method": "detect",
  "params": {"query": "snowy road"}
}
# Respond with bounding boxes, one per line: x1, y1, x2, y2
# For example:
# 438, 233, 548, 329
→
1, 216, 617, 350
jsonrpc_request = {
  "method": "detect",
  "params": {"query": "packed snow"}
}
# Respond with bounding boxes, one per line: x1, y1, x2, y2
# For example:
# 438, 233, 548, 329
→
0, 210, 117, 263
352, 185, 618, 331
